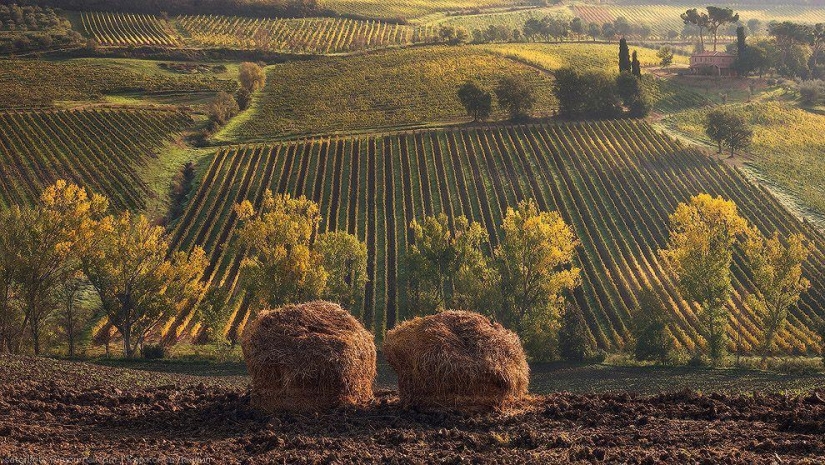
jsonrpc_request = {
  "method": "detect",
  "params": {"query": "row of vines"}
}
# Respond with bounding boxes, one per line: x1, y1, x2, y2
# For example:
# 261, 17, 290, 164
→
162, 120, 825, 353
80, 12, 432, 54
0, 108, 191, 210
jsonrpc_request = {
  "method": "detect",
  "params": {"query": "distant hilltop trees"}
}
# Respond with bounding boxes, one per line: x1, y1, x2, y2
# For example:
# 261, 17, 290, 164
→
0, 0, 327, 19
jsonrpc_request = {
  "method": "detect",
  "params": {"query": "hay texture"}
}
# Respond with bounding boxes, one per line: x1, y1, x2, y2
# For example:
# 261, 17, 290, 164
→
384, 310, 529, 412
241, 301, 376, 412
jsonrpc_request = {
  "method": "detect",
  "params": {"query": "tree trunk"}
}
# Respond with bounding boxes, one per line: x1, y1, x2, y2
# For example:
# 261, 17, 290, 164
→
122, 324, 133, 358
30, 315, 39, 356
67, 323, 75, 358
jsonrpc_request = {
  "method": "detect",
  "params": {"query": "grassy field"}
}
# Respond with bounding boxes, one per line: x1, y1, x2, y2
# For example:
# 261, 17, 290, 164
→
171, 120, 825, 354
0, 58, 237, 109
665, 101, 825, 224
216, 46, 557, 141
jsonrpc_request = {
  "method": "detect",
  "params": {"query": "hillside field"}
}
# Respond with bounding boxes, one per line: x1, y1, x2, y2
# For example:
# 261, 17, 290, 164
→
0, 108, 193, 210
79, 12, 432, 54
217, 43, 690, 142
216, 46, 558, 141
170, 120, 825, 354
0, 59, 237, 109
665, 101, 825, 224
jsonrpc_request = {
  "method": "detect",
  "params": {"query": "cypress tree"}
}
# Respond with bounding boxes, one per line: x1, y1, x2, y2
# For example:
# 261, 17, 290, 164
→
619, 38, 631, 73
631, 50, 641, 77
735, 26, 747, 75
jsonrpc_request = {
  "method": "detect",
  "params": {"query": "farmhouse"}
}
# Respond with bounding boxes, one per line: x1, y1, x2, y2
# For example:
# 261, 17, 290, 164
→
689, 51, 736, 76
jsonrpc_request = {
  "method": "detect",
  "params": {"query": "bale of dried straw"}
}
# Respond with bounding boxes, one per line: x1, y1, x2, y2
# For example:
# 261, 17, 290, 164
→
241, 301, 376, 412
384, 310, 529, 412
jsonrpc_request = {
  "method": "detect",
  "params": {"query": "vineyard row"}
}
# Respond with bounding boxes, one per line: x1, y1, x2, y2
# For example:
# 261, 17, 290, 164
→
165, 120, 825, 353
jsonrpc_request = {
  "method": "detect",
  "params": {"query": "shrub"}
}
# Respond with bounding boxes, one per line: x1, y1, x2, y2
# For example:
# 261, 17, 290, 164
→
384, 310, 528, 412
799, 80, 822, 106
558, 305, 593, 362
140, 344, 165, 359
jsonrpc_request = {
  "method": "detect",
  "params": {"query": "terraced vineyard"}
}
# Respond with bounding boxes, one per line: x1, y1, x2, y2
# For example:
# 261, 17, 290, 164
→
177, 16, 430, 54
0, 108, 192, 210
81, 12, 182, 47
170, 120, 825, 353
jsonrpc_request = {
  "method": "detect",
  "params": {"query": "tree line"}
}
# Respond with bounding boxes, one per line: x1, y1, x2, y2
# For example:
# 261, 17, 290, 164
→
1, 0, 326, 20
1, 179, 810, 365
732, 21, 825, 79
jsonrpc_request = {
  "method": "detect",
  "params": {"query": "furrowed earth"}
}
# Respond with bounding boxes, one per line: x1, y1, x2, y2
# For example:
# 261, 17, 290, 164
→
2, 356, 825, 463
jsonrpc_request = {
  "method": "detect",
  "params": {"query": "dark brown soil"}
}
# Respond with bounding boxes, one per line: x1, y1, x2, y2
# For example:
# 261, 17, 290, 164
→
2, 356, 825, 464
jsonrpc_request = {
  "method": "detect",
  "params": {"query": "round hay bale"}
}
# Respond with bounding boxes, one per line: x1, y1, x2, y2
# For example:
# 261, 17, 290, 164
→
384, 310, 529, 412
241, 301, 376, 412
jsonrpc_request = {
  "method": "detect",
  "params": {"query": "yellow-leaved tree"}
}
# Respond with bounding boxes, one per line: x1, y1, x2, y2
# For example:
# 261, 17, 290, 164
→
82, 212, 207, 358
493, 199, 580, 361
2, 181, 107, 355
660, 193, 749, 363
234, 192, 327, 311
744, 230, 811, 359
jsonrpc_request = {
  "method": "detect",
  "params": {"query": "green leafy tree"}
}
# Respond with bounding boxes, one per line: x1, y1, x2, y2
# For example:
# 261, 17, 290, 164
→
659, 194, 749, 363
744, 231, 811, 360
614, 17, 631, 37
657, 46, 674, 66
588, 22, 601, 41
316, 231, 368, 312
495, 75, 536, 121
601, 23, 616, 42
438, 24, 469, 45
681, 8, 709, 51
457, 80, 493, 122
747, 19, 762, 36
196, 285, 231, 344
558, 304, 592, 362
234, 192, 327, 312
554, 67, 624, 119
83, 212, 207, 358
616, 71, 650, 117
705, 109, 752, 157
631, 50, 641, 77
706, 6, 739, 51
493, 199, 580, 361
631, 287, 673, 362
405, 214, 490, 316
57, 271, 89, 358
